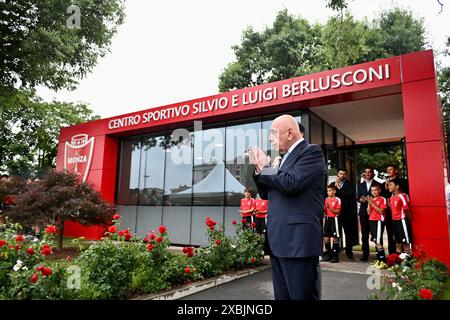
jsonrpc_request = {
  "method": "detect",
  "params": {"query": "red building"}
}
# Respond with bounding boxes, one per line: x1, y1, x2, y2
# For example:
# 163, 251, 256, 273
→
56, 50, 450, 265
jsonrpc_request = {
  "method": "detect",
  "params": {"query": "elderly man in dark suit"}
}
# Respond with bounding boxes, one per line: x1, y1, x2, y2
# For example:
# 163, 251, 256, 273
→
250, 115, 327, 300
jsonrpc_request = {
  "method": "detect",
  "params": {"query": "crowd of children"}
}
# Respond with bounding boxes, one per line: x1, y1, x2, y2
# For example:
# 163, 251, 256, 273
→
322, 175, 412, 263
239, 187, 268, 235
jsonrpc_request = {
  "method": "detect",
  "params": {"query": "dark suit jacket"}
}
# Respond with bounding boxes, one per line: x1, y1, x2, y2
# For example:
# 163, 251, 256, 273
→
357, 180, 379, 215
334, 180, 359, 246
253, 140, 327, 258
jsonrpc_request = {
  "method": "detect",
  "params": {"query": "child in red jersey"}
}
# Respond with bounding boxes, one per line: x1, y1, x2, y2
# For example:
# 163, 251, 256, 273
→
387, 178, 412, 255
323, 184, 341, 263
240, 187, 255, 226
367, 184, 387, 262
253, 198, 268, 235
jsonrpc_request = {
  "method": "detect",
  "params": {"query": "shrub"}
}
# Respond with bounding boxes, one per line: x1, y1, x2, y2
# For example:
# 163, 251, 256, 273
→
76, 238, 142, 299
378, 249, 449, 300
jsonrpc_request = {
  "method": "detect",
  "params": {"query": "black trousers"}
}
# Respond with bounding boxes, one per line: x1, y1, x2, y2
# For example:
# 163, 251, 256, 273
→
359, 213, 370, 256
270, 255, 321, 300
384, 208, 396, 254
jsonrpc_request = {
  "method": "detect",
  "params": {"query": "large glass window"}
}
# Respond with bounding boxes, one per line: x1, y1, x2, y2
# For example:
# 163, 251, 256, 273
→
310, 112, 323, 145
139, 135, 166, 206
163, 131, 193, 206
193, 127, 225, 206
324, 122, 334, 147
117, 137, 141, 205
337, 130, 345, 147
225, 121, 260, 205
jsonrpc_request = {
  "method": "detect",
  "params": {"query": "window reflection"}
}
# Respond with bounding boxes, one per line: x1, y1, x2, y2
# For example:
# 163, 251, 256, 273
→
139, 135, 166, 206
163, 132, 193, 206
117, 138, 141, 205
193, 127, 225, 206
225, 121, 259, 205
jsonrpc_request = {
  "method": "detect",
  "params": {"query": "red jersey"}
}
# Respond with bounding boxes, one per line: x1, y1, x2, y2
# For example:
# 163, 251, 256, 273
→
240, 198, 255, 217
390, 193, 410, 220
368, 196, 387, 221
324, 196, 341, 218
254, 199, 268, 218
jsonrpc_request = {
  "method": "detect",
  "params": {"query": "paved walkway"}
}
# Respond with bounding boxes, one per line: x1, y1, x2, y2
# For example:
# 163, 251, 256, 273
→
182, 251, 385, 300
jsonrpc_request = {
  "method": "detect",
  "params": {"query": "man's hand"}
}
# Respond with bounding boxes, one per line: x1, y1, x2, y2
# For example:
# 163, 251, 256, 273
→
249, 146, 271, 172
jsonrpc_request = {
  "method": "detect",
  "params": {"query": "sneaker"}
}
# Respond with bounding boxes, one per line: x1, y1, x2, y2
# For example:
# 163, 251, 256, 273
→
346, 254, 355, 261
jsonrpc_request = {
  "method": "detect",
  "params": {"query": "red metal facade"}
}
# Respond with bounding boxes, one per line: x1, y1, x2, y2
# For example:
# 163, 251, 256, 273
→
56, 50, 450, 265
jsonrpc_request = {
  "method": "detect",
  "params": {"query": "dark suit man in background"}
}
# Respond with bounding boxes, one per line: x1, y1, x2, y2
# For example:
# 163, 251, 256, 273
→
334, 168, 359, 261
381, 164, 409, 254
250, 115, 327, 300
357, 167, 378, 261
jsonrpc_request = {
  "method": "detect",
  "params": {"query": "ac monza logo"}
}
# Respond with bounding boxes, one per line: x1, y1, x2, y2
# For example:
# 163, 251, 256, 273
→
64, 134, 95, 182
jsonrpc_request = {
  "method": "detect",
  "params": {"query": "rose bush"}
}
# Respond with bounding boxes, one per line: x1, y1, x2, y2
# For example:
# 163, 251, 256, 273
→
1, 213, 266, 299
377, 249, 449, 300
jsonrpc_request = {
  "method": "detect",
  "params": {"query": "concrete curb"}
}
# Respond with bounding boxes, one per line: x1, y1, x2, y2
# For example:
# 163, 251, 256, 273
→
132, 265, 271, 300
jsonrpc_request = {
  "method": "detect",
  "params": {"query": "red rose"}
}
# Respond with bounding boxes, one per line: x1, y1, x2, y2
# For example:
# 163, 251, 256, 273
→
215, 239, 221, 246
30, 273, 38, 284
118, 229, 128, 237
143, 236, 149, 243
251, 222, 256, 228
45, 225, 58, 234
184, 267, 191, 273
251, 257, 256, 263
41, 267, 52, 277
156, 236, 163, 243
147, 244, 154, 251
419, 288, 433, 300
36, 265, 44, 272
108, 226, 117, 234
149, 233, 156, 240
124, 232, 132, 241
113, 214, 121, 220
205, 217, 217, 229
386, 253, 401, 267
158, 225, 167, 234
0, 239, 6, 247
26, 247, 35, 255
40, 244, 52, 256
182, 247, 188, 253
14, 244, 22, 251
187, 251, 194, 258
242, 219, 247, 224
15, 235, 24, 242
231, 220, 237, 225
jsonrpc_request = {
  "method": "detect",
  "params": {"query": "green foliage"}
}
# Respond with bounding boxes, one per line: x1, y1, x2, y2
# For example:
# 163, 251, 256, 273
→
76, 239, 141, 299
0, 88, 98, 177
219, 7, 426, 92
232, 223, 265, 269
326, 0, 349, 11
1, 0, 125, 91
379, 251, 449, 300
356, 145, 405, 179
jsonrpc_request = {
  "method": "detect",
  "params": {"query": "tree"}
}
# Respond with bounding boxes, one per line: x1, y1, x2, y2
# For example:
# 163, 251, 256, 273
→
0, 0, 125, 91
0, 88, 99, 177
437, 37, 450, 159
4, 170, 114, 249
218, 9, 322, 91
218, 7, 426, 92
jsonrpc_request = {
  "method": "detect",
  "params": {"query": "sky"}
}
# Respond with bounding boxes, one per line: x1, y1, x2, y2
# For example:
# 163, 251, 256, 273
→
37, 0, 450, 119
